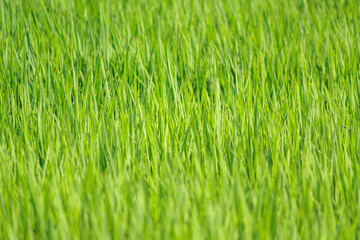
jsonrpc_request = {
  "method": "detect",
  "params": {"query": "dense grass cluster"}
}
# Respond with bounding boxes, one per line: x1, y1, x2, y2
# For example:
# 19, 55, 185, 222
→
0, 0, 360, 239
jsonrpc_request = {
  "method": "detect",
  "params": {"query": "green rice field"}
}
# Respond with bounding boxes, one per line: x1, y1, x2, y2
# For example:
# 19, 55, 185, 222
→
0, 0, 360, 239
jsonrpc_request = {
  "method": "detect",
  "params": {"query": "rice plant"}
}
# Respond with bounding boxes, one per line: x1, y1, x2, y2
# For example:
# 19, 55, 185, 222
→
0, 0, 359, 239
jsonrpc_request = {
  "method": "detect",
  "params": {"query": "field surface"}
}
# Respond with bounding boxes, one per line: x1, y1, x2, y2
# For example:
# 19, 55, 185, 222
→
0, 0, 360, 239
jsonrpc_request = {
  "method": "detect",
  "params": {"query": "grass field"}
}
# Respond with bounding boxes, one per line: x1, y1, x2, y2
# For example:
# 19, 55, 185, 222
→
0, 0, 360, 239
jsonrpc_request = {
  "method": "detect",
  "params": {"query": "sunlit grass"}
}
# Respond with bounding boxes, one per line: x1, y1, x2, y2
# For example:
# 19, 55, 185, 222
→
0, 0, 359, 239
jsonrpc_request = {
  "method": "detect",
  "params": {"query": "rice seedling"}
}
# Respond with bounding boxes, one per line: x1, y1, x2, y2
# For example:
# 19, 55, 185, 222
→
0, 0, 359, 239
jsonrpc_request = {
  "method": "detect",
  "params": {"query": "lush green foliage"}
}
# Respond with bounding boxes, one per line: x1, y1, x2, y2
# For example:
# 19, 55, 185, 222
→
0, 0, 359, 239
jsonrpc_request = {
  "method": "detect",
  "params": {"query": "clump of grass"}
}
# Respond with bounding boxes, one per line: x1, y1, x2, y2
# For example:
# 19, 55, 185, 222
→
0, 0, 359, 239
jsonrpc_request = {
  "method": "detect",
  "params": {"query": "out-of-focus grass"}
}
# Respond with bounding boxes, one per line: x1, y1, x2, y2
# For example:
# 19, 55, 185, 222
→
0, 0, 359, 239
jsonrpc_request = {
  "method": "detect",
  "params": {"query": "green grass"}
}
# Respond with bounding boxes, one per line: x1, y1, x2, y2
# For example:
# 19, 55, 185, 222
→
0, 0, 360, 239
